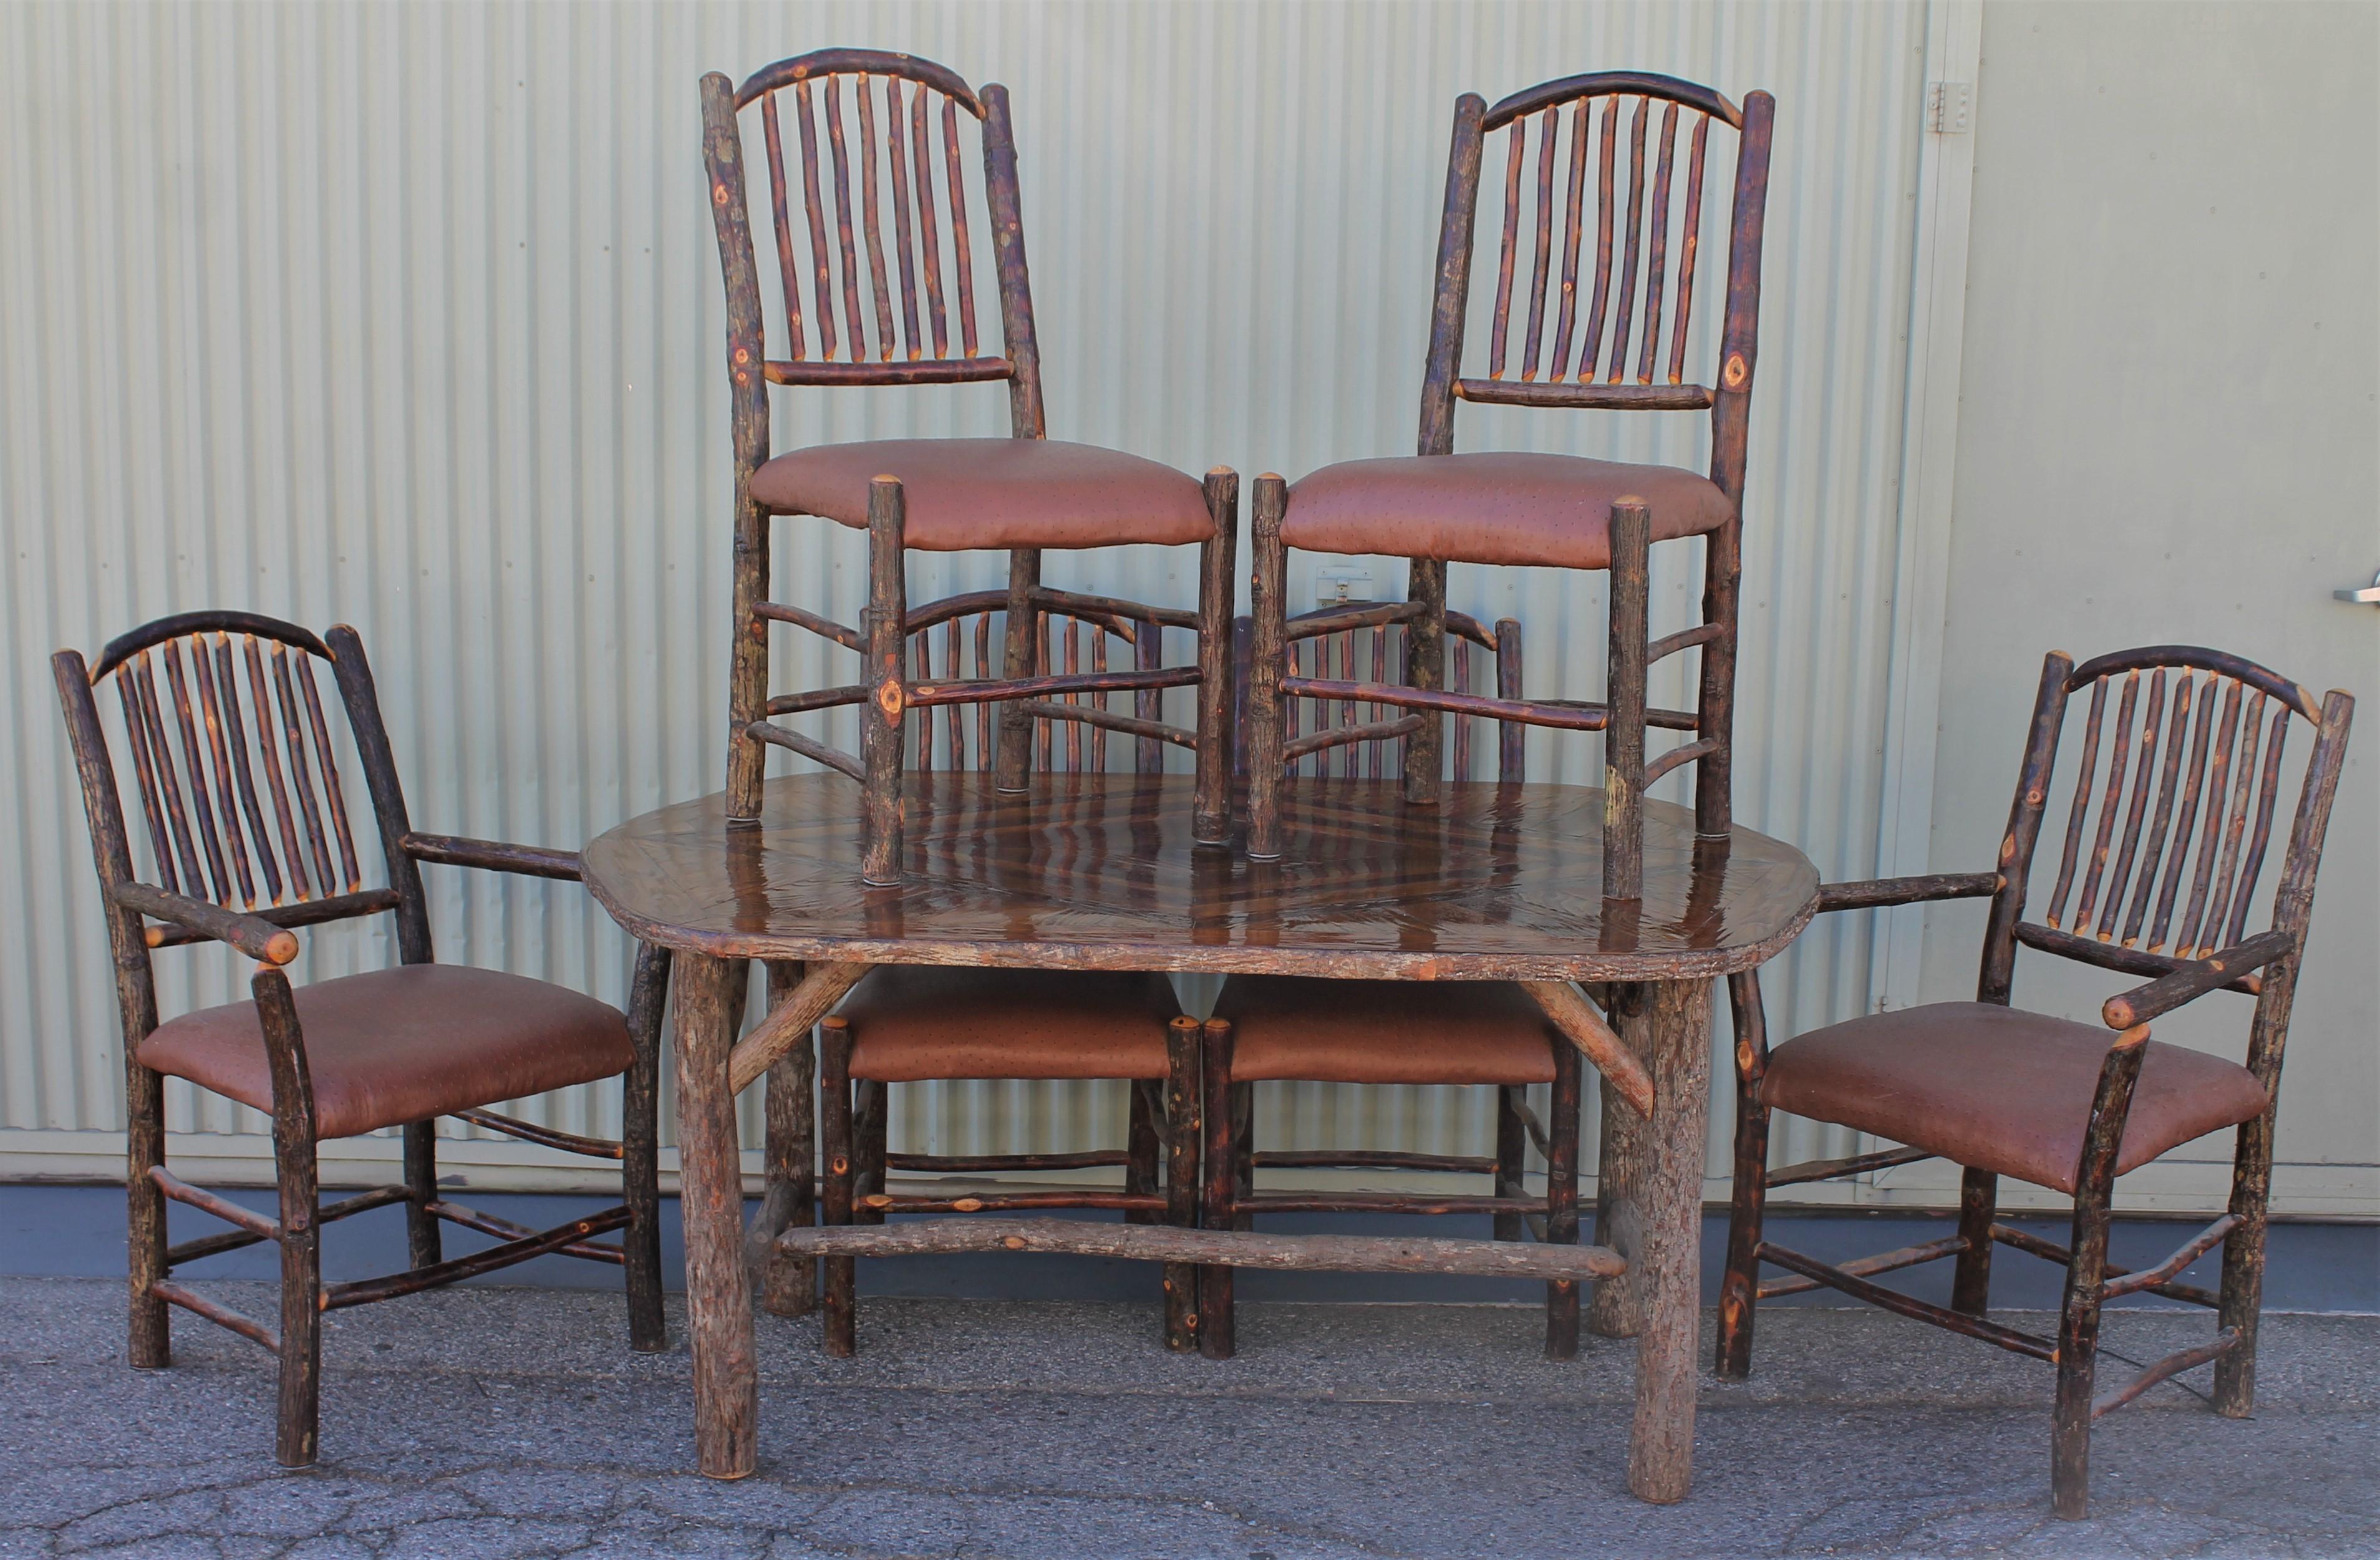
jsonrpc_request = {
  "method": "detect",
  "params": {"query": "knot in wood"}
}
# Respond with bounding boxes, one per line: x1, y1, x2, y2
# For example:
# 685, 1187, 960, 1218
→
1723, 352, 1749, 389
876, 681, 906, 720
713, 183, 730, 208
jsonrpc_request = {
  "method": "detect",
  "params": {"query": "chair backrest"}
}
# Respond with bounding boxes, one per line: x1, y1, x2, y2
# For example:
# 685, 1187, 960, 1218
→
1978, 647, 2355, 1065
1235, 605, 1526, 783
700, 49, 1044, 445
52, 611, 430, 974
1419, 71, 1774, 488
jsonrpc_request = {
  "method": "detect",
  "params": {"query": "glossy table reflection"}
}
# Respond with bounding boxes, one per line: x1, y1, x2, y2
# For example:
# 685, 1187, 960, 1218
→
583, 773, 1818, 1501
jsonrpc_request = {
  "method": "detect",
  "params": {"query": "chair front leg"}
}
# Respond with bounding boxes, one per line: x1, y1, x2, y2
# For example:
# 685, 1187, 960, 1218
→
1246, 476, 1290, 860
1716, 973, 1770, 1379
817, 1016, 858, 1357
1546, 1044, 1584, 1361
861, 476, 910, 886
622, 944, 671, 1349
254, 968, 322, 1468
2053, 1027, 2149, 1519
126, 1055, 170, 1370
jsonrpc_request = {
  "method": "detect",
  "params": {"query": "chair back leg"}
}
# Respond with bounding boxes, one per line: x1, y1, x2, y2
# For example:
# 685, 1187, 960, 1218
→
2214, 1107, 2278, 1416
126, 1060, 172, 1370
754, 1037, 819, 1320
1693, 520, 1742, 838
1589, 984, 1650, 1339
1163, 1016, 1205, 1352
1244, 477, 1290, 859
1402, 557, 1448, 807
1715, 971, 1770, 1379
1545, 1043, 1584, 1360
1493, 1085, 1528, 1242
1192, 474, 1241, 845
994, 547, 1043, 792
1125, 1079, 1162, 1225
1197, 1018, 1239, 1359
402, 1122, 442, 1270
1603, 500, 1650, 900
622, 944, 671, 1348
817, 1016, 858, 1357
855, 1080, 890, 1224
1950, 1168, 1998, 1317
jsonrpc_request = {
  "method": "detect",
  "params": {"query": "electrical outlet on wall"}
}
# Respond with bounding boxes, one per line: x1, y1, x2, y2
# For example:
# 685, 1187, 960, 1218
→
1314, 569, 1375, 606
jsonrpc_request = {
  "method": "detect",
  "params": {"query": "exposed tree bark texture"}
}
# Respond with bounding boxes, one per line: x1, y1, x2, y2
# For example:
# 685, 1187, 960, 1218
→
777, 1218, 1624, 1279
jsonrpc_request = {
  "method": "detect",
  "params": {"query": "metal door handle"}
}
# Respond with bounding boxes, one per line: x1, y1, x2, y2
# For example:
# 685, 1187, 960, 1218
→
2338, 571, 2380, 605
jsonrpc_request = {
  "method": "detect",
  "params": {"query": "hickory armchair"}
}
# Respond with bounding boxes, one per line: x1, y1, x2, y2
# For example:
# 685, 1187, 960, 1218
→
54, 611, 667, 1466
1716, 644, 2355, 1517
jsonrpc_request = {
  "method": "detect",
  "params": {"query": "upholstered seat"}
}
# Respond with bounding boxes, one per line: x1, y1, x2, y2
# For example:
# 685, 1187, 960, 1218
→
841, 966, 1182, 1082
1282, 452, 1732, 569
138, 965, 634, 1142
750, 438, 1215, 552
1759, 1001, 2271, 1196
1213, 976, 1560, 1085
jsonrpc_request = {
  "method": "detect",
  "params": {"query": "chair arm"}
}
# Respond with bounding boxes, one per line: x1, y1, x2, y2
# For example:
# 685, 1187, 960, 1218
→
401, 831, 583, 882
2101, 929, 2297, 1030
1816, 872, 2003, 914
112, 882, 300, 965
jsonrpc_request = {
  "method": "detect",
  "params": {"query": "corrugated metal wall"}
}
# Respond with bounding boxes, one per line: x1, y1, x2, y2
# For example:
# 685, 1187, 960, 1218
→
1, 2, 1957, 1197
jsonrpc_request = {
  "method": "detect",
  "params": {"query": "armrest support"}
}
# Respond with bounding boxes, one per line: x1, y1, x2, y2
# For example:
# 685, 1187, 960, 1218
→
1816, 871, 2002, 914
401, 832, 583, 882
2101, 929, 2297, 1030
113, 882, 300, 965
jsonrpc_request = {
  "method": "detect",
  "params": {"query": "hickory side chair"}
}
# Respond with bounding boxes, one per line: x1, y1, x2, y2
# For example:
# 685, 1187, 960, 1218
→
798, 601, 1203, 1357
1716, 645, 2354, 1518
700, 49, 1237, 888
1201, 608, 1589, 1360
53, 611, 667, 1467
1246, 71, 1774, 901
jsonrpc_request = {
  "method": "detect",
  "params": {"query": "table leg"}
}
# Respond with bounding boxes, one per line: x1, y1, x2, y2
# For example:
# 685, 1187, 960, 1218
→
672, 951, 758, 1479
1627, 977, 1714, 1503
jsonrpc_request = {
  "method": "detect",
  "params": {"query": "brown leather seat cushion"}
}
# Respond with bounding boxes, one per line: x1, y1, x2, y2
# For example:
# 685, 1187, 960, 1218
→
1758, 1002, 2271, 1195
137, 966, 634, 1142
841, 967, 1183, 1082
1213, 976, 1559, 1085
750, 438, 1214, 552
1284, 452, 1731, 569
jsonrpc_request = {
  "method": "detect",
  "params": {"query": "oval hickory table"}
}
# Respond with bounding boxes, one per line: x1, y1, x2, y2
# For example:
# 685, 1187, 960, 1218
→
583, 771, 1817, 1503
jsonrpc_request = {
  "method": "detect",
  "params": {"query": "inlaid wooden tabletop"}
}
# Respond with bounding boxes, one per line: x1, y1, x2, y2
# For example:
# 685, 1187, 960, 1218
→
584, 774, 1816, 981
